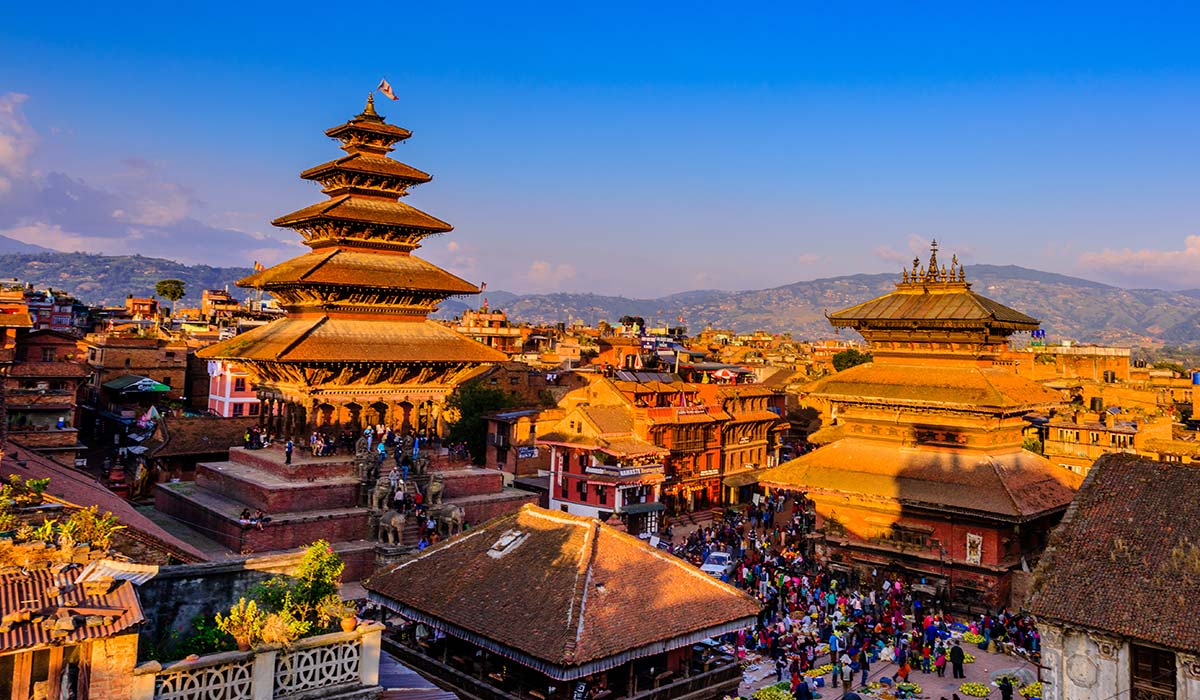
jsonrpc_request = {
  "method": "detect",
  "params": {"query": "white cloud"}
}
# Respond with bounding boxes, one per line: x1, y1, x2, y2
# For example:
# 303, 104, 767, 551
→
796, 253, 822, 265
0, 93, 295, 267
1079, 235, 1200, 288
0, 93, 36, 193
874, 233, 928, 264
524, 260, 577, 290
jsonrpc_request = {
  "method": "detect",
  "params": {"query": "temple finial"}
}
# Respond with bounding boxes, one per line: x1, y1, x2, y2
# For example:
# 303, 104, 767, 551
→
361, 93, 380, 119
928, 239, 939, 277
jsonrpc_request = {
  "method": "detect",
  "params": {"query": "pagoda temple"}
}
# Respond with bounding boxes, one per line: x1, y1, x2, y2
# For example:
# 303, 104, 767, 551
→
157, 100, 533, 566
758, 241, 1082, 609
198, 95, 505, 439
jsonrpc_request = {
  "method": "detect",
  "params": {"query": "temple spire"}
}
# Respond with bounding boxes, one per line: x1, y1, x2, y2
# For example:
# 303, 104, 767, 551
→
359, 93, 381, 120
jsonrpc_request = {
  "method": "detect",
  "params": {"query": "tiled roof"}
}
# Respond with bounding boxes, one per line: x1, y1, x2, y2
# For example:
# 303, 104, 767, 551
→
808, 363, 1063, 409
7, 361, 89, 378
238, 248, 478, 295
0, 313, 33, 328
0, 569, 143, 653
365, 505, 759, 678
579, 405, 633, 435
150, 416, 256, 459
829, 284, 1038, 329
272, 195, 452, 232
1029, 454, 1200, 651
300, 152, 432, 183
197, 317, 506, 364
2, 443, 206, 563
757, 438, 1081, 519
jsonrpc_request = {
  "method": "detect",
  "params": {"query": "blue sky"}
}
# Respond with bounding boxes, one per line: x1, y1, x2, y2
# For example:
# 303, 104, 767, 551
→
1, 2, 1198, 295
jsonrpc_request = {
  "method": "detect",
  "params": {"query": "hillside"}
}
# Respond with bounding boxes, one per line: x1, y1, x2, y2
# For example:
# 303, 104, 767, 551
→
0, 252, 251, 306
492, 265, 1200, 346
3, 252, 1200, 345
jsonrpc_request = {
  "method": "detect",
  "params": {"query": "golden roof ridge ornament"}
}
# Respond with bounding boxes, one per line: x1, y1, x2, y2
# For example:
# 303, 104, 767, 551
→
359, 93, 382, 121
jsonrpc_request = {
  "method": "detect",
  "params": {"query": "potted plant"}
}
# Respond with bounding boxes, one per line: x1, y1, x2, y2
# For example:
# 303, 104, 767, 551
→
260, 609, 311, 647
0, 508, 16, 538
319, 595, 359, 632
67, 506, 125, 551
215, 598, 265, 651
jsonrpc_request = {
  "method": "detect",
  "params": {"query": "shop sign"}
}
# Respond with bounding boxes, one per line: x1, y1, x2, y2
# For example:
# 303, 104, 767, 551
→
517, 446, 539, 459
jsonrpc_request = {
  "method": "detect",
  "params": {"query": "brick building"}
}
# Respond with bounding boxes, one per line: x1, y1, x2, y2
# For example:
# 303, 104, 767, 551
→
1030, 454, 1200, 700
206, 359, 261, 418
6, 330, 88, 464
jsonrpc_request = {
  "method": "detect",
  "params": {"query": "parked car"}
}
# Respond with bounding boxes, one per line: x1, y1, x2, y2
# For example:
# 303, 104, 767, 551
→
700, 551, 734, 579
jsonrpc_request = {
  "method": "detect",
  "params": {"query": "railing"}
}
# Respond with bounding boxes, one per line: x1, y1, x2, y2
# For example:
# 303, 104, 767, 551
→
132, 623, 382, 700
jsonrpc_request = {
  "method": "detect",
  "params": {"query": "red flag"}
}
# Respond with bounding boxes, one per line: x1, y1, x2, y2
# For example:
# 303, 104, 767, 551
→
377, 78, 399, 101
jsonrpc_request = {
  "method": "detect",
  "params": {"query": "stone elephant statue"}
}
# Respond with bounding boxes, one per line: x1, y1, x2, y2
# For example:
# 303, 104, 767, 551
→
370, 476, 393, 511
378, 510, 407, 545
436, 504, 465, 537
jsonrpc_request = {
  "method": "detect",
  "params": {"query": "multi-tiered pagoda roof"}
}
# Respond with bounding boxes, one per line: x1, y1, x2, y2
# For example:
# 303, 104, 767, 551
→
199, 96, 504, 416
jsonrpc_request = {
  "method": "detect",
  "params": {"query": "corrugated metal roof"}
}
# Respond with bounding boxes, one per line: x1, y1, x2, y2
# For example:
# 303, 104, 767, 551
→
0, 568, 144, 653
75, 559, 159, 586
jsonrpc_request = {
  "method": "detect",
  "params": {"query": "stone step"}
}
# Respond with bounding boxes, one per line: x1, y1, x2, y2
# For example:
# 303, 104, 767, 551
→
228, 446, 359, 480
155, 481, 370, 555
196, 460, 360, 512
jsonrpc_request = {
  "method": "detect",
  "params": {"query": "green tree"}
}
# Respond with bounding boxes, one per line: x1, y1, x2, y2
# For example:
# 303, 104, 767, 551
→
831, 348, 873, 372
251, 540, 344, 627
1021, 436, 1044, 455
154, 279, 187, 305
445, 381, 517, 465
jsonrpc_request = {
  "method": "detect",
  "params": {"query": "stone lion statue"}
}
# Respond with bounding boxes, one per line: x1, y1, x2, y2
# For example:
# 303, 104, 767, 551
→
378, 510, 407, 545
426, 473, 445, 505
370, 476, 393, 512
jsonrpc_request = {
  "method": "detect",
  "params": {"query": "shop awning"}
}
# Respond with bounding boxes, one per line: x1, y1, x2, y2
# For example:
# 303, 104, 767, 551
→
723, 471, 761, 488
102, 375, 171, 393
621, 502, 666, 515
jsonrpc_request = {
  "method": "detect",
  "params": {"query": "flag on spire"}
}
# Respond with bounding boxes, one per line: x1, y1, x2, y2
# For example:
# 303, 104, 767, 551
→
253, 261, 265, 272
377, 78, 398, 101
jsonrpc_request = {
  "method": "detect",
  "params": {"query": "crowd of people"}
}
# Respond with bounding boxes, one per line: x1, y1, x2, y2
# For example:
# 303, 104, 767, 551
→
668, 495, 1041, 700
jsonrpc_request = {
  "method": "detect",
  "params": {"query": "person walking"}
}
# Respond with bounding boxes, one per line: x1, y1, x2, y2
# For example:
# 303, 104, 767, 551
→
934, 650, 946, 677
949, 641, 966, 679
285, 439, 293, 465
998, 677, 1014, 700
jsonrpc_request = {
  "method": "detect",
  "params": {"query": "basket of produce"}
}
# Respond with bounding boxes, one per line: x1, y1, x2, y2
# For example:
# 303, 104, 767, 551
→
959, 681, 990, 696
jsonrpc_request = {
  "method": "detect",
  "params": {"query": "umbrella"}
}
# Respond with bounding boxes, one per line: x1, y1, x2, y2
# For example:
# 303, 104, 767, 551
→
990, 667, 1037, 686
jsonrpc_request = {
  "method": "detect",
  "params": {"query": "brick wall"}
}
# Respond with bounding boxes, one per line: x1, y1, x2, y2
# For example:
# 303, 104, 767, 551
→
88, 633, 139, 699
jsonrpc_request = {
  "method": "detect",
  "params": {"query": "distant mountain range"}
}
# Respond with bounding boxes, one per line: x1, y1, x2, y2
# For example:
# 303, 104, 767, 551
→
0, 252, 251, 306
0, 235, 55, 255
445, 264, 1200, 346
1, 250, 1198, 345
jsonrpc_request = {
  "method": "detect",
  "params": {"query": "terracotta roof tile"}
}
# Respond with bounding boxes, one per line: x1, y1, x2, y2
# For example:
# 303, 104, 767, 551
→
7, 362, 89, 378
758, 438, 1081, 519
300, 153, 432, 183
1029, 454, 1200, 651
1, 444, 206, 562
365, 505, 759, 676
197, 317, 506, 364
272, 195, 453, 232
239, 249, 478, 295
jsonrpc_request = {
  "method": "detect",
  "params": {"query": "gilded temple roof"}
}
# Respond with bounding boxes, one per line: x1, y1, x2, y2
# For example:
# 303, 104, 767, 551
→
807, 362, 1063, 410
